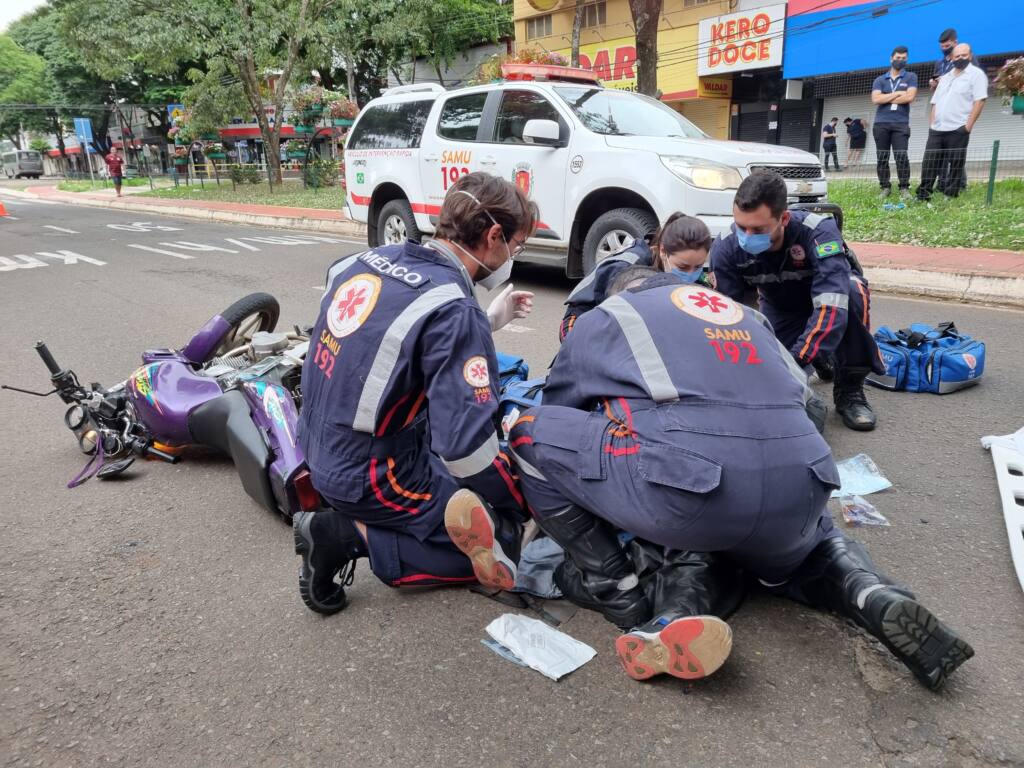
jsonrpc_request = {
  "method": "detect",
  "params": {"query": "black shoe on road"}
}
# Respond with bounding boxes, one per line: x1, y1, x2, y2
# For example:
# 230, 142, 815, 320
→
293, 510, 363, 615
834, 370, 877, 431
858, 586, 975, 691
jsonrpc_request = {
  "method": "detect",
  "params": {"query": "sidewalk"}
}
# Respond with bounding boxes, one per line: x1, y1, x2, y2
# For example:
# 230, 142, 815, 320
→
8, 184, 1024, 308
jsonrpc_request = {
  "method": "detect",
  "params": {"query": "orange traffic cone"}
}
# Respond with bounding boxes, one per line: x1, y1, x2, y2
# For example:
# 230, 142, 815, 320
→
0, 200, 8, 217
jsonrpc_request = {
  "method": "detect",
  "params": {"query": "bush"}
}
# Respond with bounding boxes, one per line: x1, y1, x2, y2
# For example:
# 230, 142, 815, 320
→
303, 157, 340, 189
228, 164, 263, 185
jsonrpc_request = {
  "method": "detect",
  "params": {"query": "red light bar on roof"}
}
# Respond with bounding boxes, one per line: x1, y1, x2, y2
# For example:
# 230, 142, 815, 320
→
500, 63, 601, 85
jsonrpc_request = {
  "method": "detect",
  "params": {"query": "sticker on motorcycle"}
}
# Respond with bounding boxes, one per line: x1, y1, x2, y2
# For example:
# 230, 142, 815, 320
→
131, 363, 163, 413
463, 356, 490, 389
671, 288, 744, 326
327, 273, 382, 339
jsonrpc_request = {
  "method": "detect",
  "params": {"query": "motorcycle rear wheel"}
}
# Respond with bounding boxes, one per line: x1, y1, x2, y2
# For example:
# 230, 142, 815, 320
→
203, 293, 281, 362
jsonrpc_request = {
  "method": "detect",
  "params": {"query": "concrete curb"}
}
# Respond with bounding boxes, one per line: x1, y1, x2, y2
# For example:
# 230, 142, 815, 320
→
863, 266, 1024, 309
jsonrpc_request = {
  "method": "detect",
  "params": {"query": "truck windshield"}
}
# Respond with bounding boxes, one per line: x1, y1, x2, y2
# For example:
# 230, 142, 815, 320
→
554, 87, 705, 138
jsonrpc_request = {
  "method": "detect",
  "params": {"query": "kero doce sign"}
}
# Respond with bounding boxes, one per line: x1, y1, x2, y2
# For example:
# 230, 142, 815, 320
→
698, 3, 786, 77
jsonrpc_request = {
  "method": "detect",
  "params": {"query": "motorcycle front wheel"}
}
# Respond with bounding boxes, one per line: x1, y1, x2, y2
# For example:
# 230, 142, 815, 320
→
203, 292, 281, 362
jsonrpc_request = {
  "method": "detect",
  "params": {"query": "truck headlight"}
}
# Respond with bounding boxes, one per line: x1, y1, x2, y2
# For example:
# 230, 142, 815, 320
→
660, 156, 743, 191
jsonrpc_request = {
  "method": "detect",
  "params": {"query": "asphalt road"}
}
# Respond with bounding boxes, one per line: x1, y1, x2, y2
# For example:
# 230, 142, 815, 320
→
1, 195, 1022, 768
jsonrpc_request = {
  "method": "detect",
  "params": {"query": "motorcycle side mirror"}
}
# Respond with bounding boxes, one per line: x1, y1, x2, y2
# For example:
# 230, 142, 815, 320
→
97, 457, 136, 480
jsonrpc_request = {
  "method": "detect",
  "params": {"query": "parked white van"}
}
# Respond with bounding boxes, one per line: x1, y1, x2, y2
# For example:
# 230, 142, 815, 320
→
2, 150, 44, 179
344, 63, 828, 276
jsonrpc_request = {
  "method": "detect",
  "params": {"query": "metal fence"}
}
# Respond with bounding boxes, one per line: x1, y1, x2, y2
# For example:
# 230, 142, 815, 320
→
819, 139, 1023, 203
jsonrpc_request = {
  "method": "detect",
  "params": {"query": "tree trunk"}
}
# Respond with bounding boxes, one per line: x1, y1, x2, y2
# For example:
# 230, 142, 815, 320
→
571, 0, 584, 67
346, 61, 357, 105
433, 63, 445, 87
628, 0, 661, 96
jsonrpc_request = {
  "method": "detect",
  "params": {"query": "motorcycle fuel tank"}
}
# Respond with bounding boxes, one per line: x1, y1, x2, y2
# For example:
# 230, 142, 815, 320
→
126, 360, 223, 445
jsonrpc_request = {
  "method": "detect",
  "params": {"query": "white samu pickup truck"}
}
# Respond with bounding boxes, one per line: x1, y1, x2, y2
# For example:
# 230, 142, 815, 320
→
344, 63, 828, 277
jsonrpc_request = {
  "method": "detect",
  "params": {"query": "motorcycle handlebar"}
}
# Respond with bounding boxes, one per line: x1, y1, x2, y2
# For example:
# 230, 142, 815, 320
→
35, 341, 62, 376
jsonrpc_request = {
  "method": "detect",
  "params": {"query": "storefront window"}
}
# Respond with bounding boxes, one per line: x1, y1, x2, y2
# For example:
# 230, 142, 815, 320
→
554, 87, 705, 138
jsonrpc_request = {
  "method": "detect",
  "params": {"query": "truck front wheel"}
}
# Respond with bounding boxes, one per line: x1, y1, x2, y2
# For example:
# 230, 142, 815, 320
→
582, 207, 658, 275
377, 199, 421, 246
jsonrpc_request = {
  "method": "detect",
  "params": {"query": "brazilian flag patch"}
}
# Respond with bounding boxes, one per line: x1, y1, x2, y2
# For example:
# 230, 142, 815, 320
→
816, 240, 842, 258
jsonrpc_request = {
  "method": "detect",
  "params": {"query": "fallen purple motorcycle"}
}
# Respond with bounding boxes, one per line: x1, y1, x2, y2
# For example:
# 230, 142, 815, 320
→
3, 293, 320, 519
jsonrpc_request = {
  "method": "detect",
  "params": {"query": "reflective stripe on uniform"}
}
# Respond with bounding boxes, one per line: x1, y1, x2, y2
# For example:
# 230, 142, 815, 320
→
801, 213, 825, 229
321, 253, 364, 300
443, 432, 500, 478
352, 282, 466, 433
508, 444, 546, 480
813, 292, 849, 310
749, 306, 815, 403
744, 269, 815, 285
566, 248, 642, 301
600, 296, 679, 403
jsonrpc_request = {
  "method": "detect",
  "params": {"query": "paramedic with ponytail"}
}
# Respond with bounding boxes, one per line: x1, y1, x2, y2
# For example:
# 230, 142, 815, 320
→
293, 172, 537, 615
559, 212, 714, 340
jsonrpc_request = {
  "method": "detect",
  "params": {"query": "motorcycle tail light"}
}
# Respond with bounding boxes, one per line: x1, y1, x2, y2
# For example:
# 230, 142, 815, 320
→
292, 469, 322, 512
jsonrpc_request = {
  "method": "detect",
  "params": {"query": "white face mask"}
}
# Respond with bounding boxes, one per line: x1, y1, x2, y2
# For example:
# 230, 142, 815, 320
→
451, 190, 514, 290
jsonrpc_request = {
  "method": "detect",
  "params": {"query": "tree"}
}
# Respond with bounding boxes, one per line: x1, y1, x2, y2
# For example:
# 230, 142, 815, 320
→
0, 35, 50, 149
61, 0, 337, 183
29, 137, 52, 152
628, 0, 662, 96
571, 0, 585, 67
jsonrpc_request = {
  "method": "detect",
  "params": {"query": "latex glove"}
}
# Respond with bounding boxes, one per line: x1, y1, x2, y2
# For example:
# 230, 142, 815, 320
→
487, 283, 534, 331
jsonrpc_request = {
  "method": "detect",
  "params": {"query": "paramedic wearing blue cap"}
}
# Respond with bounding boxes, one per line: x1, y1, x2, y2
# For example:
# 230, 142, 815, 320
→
508, 267, 973, 691
292, 173, 537, 615
710, 171, 885, 431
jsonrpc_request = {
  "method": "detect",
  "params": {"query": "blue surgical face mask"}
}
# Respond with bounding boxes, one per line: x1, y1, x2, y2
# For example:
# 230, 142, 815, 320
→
736, 228, 773, 255
672, 267, 704, 284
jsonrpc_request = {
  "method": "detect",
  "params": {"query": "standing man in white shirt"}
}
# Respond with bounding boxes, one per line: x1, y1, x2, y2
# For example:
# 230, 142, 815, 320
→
916, 43, 988, 201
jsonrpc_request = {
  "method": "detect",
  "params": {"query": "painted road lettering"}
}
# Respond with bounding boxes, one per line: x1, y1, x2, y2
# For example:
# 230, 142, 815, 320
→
0, 251, 106, 272
107, 221, 184, 232
160, 241, 238, 253
126, 244, 195, 260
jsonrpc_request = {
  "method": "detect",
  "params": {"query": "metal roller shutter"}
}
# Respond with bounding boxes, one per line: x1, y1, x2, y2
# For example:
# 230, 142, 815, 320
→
823, 89, 1024, 172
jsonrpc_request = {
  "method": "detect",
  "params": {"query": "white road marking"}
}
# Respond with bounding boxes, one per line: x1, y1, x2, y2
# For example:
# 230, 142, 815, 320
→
43, 225, 79, 234
126, 244, 195, 260
4, 215, 18, 220
161, 240, 238, 253
108, 221, 183, 232
0, 255, 47, 271
224, 238, 260, 252
501, 323, 534, 334
35, 250, 106, 266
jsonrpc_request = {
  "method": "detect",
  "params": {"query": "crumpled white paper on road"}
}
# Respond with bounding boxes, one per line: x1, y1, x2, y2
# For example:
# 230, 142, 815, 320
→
485, 613, 596, 681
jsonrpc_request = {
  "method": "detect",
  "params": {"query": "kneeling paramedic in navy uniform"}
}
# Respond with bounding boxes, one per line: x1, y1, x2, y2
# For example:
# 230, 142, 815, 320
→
710, 171, 885, 431
559, 212, 715, 341
294, 172, 537, 614
509, 267, 973, 690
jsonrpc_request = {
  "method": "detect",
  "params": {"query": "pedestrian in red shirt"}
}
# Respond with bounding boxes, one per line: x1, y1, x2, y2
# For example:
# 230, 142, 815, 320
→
104, 149, 124, 197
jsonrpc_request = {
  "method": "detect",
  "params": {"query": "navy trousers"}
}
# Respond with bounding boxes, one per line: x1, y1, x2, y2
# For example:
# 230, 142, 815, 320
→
510, 401, 840, 584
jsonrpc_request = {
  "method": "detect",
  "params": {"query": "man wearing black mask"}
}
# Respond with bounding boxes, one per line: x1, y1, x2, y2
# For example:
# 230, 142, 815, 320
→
917, 43, 988, 201
870, 46, 917, 200
930, 29, 980, 194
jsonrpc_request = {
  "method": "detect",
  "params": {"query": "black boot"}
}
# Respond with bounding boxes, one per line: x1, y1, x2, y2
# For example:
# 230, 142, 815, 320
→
444, 489, 521, 591
812, 356, 836, 382
787, 536, 974, 690
834, 367, 877, 431
293, 510, 365, 615
542, 505, 650, 630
